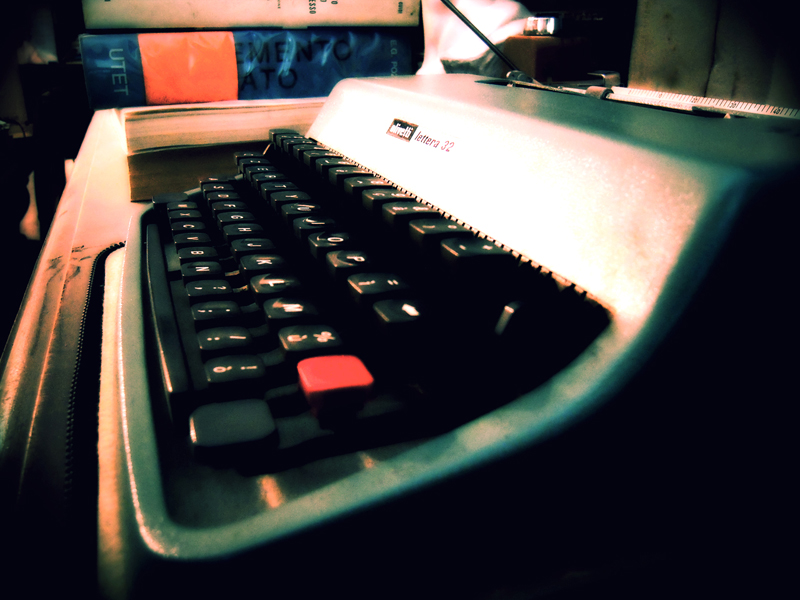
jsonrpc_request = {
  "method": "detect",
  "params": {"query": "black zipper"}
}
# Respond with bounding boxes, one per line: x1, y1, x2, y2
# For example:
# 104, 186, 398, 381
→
63, 241, 125, 591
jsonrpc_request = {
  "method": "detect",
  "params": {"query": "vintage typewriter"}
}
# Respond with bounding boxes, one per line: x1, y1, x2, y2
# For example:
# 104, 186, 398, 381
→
2, 74, 798, 598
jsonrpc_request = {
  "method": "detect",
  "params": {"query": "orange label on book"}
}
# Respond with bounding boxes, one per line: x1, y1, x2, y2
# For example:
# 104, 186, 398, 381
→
140, 32, 238, 105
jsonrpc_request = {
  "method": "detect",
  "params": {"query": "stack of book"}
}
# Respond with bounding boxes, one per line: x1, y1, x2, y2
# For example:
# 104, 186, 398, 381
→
79, 0, 421, 110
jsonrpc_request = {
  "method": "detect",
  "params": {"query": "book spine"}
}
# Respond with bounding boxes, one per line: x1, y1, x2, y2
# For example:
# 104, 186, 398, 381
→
79, 29, 415, 109
81, 0, 421, 29
80, 34, 147, 109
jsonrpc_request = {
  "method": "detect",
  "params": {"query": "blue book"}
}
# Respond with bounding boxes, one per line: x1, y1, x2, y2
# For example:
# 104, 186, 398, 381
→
80, 29, 415, 109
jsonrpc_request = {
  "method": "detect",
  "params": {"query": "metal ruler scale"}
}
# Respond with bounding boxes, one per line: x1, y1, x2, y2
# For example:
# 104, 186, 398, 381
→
505, 75, 800, 120
603, 87, 800, 120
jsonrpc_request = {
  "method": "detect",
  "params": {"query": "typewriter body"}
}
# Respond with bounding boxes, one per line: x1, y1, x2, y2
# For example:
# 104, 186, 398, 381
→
2, 74, 797, 598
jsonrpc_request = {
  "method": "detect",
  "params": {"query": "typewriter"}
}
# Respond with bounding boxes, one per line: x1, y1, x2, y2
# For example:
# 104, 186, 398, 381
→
2, 74, 798, 598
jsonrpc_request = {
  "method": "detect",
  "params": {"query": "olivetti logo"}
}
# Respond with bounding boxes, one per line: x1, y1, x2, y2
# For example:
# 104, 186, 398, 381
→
386, 119, 418, 142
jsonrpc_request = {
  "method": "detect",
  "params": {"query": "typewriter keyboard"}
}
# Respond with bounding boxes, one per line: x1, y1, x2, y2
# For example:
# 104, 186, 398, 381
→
144, 129, 609, 476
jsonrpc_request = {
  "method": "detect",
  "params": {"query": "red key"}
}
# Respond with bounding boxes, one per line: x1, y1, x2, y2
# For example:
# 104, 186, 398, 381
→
297, 355, 374, 420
